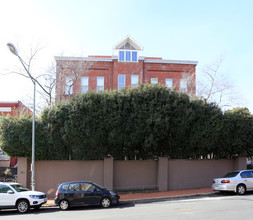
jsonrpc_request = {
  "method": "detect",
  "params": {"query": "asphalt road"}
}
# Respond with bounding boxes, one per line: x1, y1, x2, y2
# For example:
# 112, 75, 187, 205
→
1, 193, 253, 220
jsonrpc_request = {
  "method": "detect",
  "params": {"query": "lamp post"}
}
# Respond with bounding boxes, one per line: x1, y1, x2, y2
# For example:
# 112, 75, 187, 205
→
7, 43, 36, 191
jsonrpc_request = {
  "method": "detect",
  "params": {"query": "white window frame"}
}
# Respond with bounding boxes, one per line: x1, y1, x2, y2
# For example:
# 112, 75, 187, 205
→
151, 78, 158, 84
131, 75, 139, 88
180, 79, 187, 93
97, 77, 104, 92
132, 51, 137, 62
119, 51, 124, 61
65, 76, 73, 95
166, 78, 173, 89
81, 76, 89, 93
118, 75, 125, 90
118, 50, 138, 62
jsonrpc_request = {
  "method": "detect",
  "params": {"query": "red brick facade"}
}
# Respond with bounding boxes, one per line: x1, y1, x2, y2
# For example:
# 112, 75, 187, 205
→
0, 101, 32, 117
55, 37, 197, 101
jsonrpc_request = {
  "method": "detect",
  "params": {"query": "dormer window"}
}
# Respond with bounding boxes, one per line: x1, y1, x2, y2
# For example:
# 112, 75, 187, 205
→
113, 35, 143, 63
118, 50, 138, 62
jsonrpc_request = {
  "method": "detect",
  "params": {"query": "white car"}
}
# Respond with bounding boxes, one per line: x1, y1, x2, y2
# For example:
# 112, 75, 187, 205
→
212, 170, 253, 195
0, 182, 47, 213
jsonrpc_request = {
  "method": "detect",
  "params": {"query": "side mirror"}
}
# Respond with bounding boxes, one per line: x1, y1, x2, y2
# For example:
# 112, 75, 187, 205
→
7, 190, 14, 194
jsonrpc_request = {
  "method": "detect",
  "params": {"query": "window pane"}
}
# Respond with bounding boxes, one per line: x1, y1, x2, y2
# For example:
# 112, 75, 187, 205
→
151, 78, 158, 84
65, 76, 73, 95
118, 75, 125, 90
97, 86, 104, 91
118, 75, 125, 84
81, 77, 88, 86
80, 183, 93, 191
131, 75, 138, 88
132, 52, 137, 62
118, 84, 125, 90
81, 77, 89, 93
97, 77, 104, 91
180, 79, 187, 92
166, 79, 173, 88
126, 51, 131, 61
82, 86, 88, 93
119, 51, 124, 61
60, 184, 68, 191
69, 183, 80, 192
125, 43, 130, 49
97, 77, 104, 86
0, 185, 11, 193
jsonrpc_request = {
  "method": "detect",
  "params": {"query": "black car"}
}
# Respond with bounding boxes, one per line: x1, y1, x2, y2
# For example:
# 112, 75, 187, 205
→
54, 181, 120, 210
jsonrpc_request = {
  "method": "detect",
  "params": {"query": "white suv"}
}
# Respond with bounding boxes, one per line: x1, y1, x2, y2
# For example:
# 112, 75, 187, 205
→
0, 182, 47, 213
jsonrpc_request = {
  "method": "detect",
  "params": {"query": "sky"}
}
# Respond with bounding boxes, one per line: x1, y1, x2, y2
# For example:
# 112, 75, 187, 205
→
0, 0, 253, 112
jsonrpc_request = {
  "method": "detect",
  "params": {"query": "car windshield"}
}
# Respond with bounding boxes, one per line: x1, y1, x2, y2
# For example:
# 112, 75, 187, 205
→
223, 172, 239, 178
11, 184, 29, 192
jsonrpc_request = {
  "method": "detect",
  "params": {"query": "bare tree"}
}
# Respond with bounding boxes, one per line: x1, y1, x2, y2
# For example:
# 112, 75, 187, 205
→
2, 43, 93, 111
37, 62, 56, 107
1, 43, 52, 112
183, 58, 242, 109
55, 57, 93, 102
181, 69, 196, 98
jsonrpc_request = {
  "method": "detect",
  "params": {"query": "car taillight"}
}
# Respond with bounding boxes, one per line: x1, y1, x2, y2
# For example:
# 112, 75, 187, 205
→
221, 180, 230, 183
55, 190, 59, 197
212, 180, 215, 184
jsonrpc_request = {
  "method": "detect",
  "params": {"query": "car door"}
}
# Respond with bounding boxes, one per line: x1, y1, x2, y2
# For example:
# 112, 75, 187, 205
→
66, 182, 83, 206
0, 184, 16, 206
240, 171, 253, 190
80, 183, 102, 205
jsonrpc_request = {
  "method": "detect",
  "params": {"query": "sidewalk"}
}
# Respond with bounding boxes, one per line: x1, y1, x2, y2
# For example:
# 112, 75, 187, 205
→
43, 187, 215, 207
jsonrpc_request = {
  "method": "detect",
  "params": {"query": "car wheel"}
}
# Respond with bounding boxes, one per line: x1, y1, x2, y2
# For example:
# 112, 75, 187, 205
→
17, 200, 29, 213
59, 200, 69, 210
236, 184, 246, 195
101, 197, 111, 208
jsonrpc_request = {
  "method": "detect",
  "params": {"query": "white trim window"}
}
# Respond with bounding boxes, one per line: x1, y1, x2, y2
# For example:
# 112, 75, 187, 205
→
65, 76, 73, 95
118, 51, 138, 62
180, 79, 187, 93
131, 75, 139, 88
151, 78, 158, 84
126, 51, 131, 62
132, 52, 137, 62
119, 51, 124, 61
118, 43, 138, 62
97, 77, 104, 91
166, 78, 173, 89
118, 75, 125, 90
81, 76, 89, 93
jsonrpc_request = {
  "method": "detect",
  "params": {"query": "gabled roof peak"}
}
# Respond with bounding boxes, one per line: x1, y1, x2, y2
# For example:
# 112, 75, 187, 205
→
113, 35, 143, 51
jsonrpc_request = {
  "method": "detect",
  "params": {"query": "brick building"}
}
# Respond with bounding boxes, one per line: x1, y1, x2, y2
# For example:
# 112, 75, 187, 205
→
55, 36, 198, 101
0, 101, 31, 168
0, 101, 32, 117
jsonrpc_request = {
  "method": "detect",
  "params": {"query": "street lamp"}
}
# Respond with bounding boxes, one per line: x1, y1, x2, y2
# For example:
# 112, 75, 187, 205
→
7, 42, 36, 191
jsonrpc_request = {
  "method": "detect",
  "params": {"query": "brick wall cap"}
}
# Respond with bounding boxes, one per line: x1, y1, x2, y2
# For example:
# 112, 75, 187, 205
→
144, 59, 198, 65
55, 56, 113, 62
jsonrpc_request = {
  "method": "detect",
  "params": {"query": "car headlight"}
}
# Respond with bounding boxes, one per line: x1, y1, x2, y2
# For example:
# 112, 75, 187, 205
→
29, 195, 40, 199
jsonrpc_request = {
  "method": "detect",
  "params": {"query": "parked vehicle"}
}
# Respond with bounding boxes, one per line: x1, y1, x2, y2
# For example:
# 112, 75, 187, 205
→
0, 182, 47, 213
212, 170, 253, 195
54, 181, 120, 210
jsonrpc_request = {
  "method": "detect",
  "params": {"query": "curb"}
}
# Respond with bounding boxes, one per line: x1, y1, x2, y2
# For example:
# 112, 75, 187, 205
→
43, 192, 218, 208
119, 192, 219, 204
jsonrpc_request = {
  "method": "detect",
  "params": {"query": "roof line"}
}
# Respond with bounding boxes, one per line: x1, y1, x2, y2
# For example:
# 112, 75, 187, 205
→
55, 56, 198, 65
